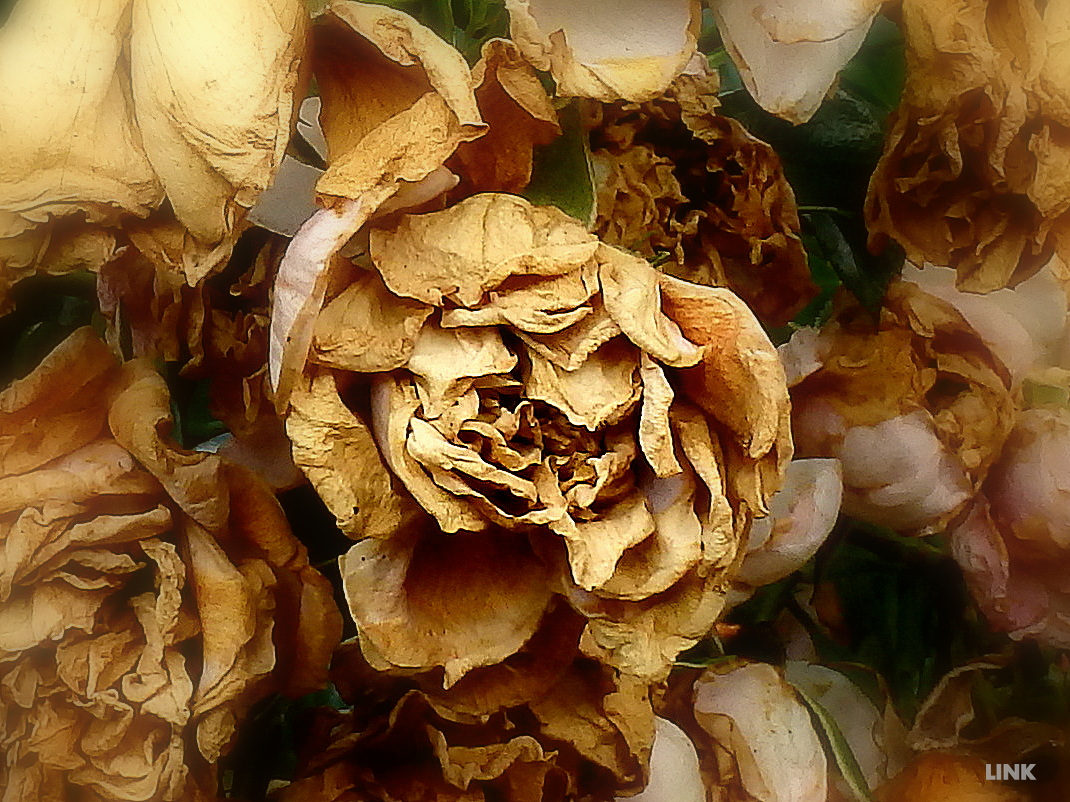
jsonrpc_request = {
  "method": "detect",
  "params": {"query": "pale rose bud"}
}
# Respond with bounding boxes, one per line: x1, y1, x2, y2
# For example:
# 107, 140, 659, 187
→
693, 661, 827, 802
902, 261, 1068, 382
618, 718, 705, 802
950, 407, 1070, 647
709, 0, 883, 123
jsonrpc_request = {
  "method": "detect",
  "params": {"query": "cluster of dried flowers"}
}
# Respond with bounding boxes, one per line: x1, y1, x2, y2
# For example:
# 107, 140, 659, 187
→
3, 0, 1070, 800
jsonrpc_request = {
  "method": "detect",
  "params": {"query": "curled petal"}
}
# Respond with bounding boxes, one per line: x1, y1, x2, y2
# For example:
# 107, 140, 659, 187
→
339, 527, 553, 686
693, 662, 827, 802
313, 1, 485, 201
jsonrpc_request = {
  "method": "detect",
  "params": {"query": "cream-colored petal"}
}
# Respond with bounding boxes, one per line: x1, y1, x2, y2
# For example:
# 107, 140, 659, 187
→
711, 0, 876, 123
506, 0, 701, 101
371, 193, 599, 307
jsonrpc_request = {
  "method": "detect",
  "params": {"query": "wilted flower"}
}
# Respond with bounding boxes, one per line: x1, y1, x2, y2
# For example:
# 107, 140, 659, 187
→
279, 613, 658, 801
282, 191, 791, 686
902, 261, 1069, 384
693, 661, 827, 802
709, 0, 884, 123
505, 0, 702, 102
950, 406, 1070, 647
0, 329, 342, 801
589, 72, 817, 328
0, 0, 307, 304
866, 0, 1070, 291
782, 280, 1015, 534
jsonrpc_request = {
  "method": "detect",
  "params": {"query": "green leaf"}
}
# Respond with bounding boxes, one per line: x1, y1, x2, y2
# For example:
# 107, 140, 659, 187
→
523, 101, 596, 224
789, 682, 875, 802
839, 16, 906, 114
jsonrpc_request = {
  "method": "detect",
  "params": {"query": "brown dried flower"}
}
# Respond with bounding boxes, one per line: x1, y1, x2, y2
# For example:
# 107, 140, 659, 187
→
782, 280, 1016, 534
277, 615, 658, 802
283, 191, 791, 687
0, 329, 342, 801
589, 73, 817, 328
866, 0, 1070, 292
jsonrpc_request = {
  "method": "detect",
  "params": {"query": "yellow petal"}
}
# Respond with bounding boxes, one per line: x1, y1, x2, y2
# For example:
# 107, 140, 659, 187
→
130, 0, 307, 282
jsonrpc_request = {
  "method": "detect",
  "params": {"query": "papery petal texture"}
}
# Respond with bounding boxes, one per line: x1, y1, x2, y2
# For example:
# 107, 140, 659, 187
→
280, 192, 791, 688
0, 329, 342, 802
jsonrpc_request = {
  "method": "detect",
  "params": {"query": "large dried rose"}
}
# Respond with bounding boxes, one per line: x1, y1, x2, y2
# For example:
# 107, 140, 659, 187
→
0, 329, 342, 801
284, 192, 791, 685
0, 0, 307, 310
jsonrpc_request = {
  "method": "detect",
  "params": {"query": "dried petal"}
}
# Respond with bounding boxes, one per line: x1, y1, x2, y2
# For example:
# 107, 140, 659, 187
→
340, 528, 552, 686
450, 38, 560, 195
506, 0, 702, 102
313, 1, 485, 202
693, 661, 827, 802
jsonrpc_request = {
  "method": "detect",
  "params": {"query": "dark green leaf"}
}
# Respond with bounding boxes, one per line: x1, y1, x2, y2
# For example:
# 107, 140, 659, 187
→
523, 101, 595, 223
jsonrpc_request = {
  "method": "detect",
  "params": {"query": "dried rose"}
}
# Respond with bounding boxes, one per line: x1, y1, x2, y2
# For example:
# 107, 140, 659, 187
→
505, 0, 702, 102
709, 0, 883, 123
312, 0, 485, 206
950, 406, 1070, 647
129, 0, 309, 284
0, 0, 308, 306
278, 613, 658, 802
785, 661, 909, 794
782, 280, 1015, 534
98, 228, 302, 489
282, 192, 791, 685
589, 72, 817, 328
0, 329, 342, 802
866, 0, 1070, 291
876, 752, 1028, 802
0, 0, 160, 311
902, 261, 1069, 384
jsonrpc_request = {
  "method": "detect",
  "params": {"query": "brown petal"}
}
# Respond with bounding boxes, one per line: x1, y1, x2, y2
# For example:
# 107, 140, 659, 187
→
450, 38, 560, 195
314, 1, 485, 202
339, 526, 553, 686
